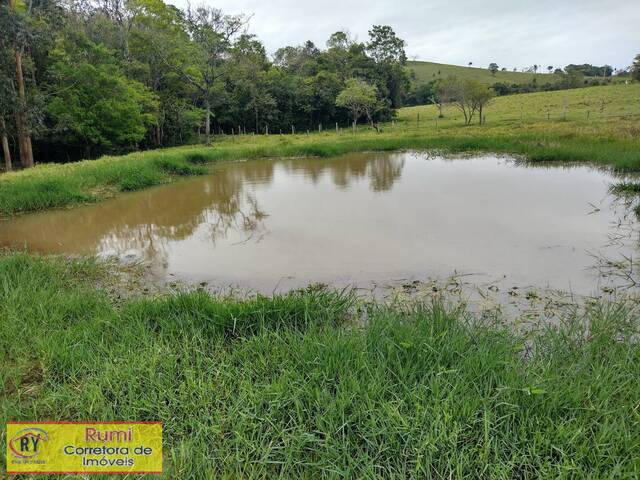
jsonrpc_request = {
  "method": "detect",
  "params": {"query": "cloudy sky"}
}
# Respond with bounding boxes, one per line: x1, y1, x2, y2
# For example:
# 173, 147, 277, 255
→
171, 0, 639, 71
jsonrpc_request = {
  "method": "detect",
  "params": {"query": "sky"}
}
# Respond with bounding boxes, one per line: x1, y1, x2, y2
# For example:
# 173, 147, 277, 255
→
170, 0, 640, 71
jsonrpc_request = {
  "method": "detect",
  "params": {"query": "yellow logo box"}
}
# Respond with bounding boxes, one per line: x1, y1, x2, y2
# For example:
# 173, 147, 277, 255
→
6, 421, 162, 475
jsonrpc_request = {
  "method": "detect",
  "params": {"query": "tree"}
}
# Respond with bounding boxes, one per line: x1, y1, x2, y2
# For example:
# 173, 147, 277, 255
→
445, 78, 494, 126
471, 83, 495, 125
454, 81, 474, 125
125, 0, 195, 147
488, 63, 499, 76
2, 0, 34, 167
0, 40, 14, 171
565, 63, 613, 77
335, 78, 378, 127
434, 77, 460, 118
547, 65, 553, 74
46, 31, 158, 155
365, 25, 409, 109
177, 6, 246, 144
632, 54, 640, 81
326, 31, 352, 50
1, 0, 61, 167
366, 25, 406, 64
0, 2, 435, 162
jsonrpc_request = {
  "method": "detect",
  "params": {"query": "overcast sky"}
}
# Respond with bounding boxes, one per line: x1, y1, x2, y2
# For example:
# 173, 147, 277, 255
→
171, 0, 639, 70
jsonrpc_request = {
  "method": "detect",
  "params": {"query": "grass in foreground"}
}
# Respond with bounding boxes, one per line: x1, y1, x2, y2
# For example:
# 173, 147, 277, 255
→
1, 253, 639, 478
1, 84, 639, 216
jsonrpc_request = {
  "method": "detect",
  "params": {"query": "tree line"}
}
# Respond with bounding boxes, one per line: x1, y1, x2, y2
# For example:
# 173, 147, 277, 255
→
0, 0, 410, 169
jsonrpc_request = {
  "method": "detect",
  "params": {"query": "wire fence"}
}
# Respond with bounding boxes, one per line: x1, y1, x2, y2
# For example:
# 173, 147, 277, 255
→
207, 101, 640, 140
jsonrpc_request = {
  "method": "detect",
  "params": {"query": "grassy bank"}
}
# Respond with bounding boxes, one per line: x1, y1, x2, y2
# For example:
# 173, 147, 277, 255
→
1, 84, 639, 216
1, 253, 639, 478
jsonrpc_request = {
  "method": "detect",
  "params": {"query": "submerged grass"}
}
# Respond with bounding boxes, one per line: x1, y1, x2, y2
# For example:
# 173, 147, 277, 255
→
1, 253, 639, 478
1, 83, 639, 216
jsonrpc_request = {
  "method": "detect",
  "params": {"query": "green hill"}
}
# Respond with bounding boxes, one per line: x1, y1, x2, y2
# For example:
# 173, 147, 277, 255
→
408, 60, 551, 85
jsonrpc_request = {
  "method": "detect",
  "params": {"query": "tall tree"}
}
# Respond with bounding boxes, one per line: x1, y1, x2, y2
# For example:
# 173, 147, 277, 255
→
181, 6, 245, 144
488, 63, 499, 76
126, 0, 194, 146
0, 38, 14, 171
1, 0, 61, 167
366, 25, 409, 109
3, 0, 33, 167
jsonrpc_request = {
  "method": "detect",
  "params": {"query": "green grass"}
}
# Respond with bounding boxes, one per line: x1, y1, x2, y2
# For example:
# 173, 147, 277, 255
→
408, 60, 541, 85
1, 252, 639, 478
1, 84, 639, 216
610, 182, 640, 195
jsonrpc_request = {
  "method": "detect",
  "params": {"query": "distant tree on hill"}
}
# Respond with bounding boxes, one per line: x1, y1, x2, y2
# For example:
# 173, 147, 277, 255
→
468, 62, 473, 67
533, 65, 539, 74
565, 64, 613, 77
631, 55, 640, 81
547, 66, 554, 74
488, 63, 499, 76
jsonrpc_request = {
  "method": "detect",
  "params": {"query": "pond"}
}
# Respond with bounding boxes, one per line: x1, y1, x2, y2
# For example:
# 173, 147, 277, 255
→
1, 152, 638, 295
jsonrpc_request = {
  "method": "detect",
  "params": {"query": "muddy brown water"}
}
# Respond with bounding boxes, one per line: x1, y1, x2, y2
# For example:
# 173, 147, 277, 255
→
1, 152, 638, 295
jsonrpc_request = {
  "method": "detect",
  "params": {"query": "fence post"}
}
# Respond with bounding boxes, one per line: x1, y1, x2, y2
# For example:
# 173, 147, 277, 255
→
291, 125, 295, 135
417, 113, 420, 129
336, 122, 338, 134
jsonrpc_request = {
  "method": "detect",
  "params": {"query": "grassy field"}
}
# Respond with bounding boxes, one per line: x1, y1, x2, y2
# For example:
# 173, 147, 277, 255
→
0, 83, 639, 216
1, 253, 639, 478
408, 60, 541, 85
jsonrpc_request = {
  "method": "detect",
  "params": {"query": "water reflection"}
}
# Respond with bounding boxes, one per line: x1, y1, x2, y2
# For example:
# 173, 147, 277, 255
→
1, 152, 638, 294
0, 153, 406, 264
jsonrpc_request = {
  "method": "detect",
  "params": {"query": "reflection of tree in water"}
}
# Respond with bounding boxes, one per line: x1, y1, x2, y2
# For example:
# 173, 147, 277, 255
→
95, 165, 273, 261
587, 191, 640, 290
280, 152, 405, 192
367, 155, 405, 192
1, 152, 406, 272
200, 194, 268, 247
